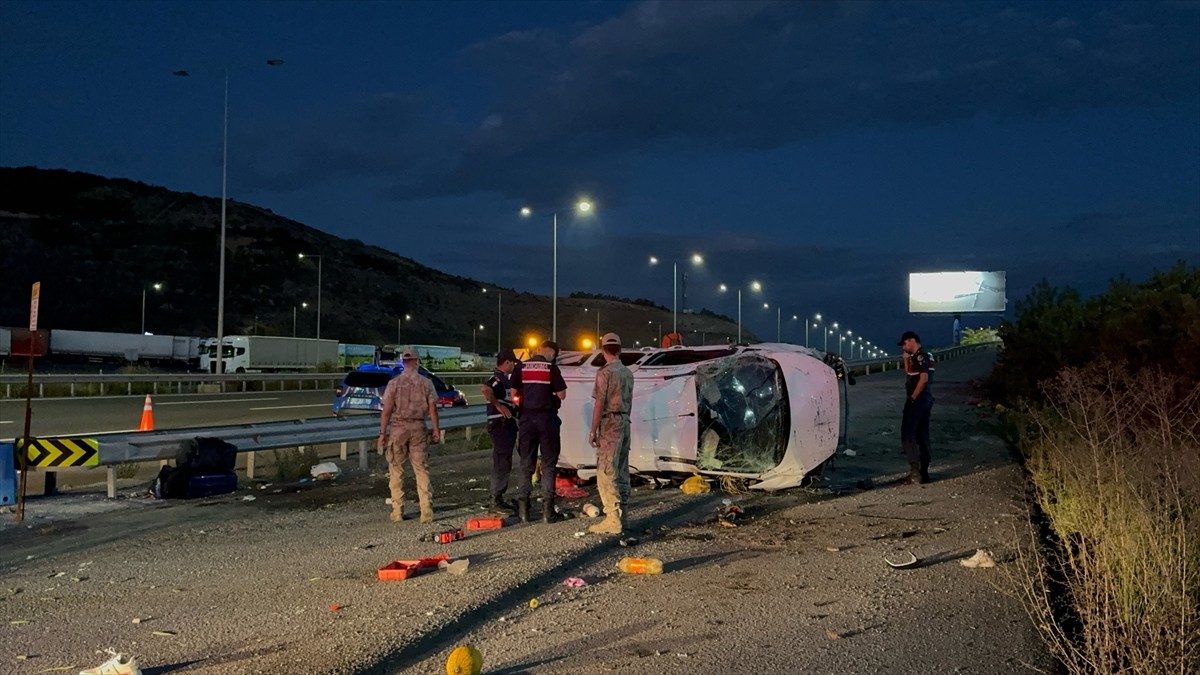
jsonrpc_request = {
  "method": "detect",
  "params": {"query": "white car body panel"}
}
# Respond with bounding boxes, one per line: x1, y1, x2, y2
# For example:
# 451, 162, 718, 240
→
553, 343, 846, 491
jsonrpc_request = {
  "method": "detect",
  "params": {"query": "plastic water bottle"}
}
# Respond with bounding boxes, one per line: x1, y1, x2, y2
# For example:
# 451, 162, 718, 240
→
617, 557, 663, 575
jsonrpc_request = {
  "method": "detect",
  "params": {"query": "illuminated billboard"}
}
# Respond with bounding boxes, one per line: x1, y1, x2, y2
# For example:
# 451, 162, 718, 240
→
908, 271, 1006, 313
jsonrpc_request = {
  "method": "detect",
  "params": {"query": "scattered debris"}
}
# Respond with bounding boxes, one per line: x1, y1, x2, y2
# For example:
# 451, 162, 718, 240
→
131, 617, 150, 624
241, 495, 256, 502
842, 449, 857, 457
885, 552, 920, 569
310, 462, 340, 480
528, 599, 540, 609
960, 549, 996, 568
825, 630, 841, 640
825, 547, 841, 553
573, 531, 587, 538
582, 504, 600, 518
562, 577, 587, 587
446, 644, 483, 675
10, 619, 31, 625
681, 475, 710, 494
151, 630, 177, 637
438, 559, 470, 576
618, 536, 640, 547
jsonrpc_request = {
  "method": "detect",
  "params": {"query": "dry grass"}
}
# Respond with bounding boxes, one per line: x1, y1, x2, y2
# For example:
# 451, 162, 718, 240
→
1014, 365, 1199, 674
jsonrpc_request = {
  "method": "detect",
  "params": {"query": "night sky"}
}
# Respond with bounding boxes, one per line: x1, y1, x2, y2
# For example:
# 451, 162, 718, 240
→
2, 0, 1197, 350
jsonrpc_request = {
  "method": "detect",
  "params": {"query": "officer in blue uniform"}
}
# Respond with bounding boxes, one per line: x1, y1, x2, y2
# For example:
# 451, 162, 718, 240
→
898, 331, 935, 483
480, 349, 520, 514
510, 339, 567, 523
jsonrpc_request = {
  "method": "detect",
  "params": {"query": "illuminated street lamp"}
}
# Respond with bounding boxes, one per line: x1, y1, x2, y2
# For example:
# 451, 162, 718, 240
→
472, 324, 484, 353
173, 58, 284, 374
718, 280, 762, 344
141, 282, 163, 334
483, 288, 501, 353
650, 253, 704, 334
520, 199, 594, 342
298, 253, 322, 339
397, 313, 411, 345
292, 301, 308, 337
583, 307, 600, 342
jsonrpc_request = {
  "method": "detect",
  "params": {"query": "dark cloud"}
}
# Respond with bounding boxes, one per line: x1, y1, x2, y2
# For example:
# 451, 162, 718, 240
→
238, 0, 1200, 202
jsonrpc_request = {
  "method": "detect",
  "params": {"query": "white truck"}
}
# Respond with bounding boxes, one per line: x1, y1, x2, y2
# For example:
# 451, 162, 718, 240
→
49, 330, 200, 365
208, 335, 337, 373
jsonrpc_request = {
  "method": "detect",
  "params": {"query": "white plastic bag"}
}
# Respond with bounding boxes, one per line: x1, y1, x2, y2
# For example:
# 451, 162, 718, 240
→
310, 462, 341, 480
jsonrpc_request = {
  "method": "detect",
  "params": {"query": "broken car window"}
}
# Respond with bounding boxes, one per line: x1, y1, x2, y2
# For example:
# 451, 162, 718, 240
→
695, 354, 790, 474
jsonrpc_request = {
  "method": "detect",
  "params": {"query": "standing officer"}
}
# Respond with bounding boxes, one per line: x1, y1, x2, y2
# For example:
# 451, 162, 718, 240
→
511, 339, 567, 523
587, 333, 634, 535
378, 347, 441, 522
480, 349, 520, 514
898, 331, 935, 484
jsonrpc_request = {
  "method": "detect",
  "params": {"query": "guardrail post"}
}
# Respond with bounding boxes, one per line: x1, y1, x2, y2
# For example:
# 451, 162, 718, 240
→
246, 451, 256, 480
107, 466, 117, 499
127, 382, 132, 396
70, 383, 75, 396
153, 382, 158, 395
464, 426, 473, 441
339, 441, 348, 461
39, 383, 44, 397
359, 440, 369, 470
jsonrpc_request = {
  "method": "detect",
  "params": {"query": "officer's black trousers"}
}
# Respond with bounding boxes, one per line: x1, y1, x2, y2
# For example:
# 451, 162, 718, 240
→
516, 412, 560, 500
901, 394, 934, 466
487, 419, 518, 498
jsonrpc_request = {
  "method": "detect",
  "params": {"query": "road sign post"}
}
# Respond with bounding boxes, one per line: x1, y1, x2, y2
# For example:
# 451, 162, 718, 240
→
17, 282, 41, 521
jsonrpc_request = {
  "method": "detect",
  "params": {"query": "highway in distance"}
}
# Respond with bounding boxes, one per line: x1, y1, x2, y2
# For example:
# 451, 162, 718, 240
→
0, 390, 486, 439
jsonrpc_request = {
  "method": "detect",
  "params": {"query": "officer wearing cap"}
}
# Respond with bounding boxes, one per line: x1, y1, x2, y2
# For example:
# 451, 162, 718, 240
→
481, 349, 520, 514
378, 346, 441, 522
587, 333, 635, 535
510, 339, 568, 523
898, 331, 936, 483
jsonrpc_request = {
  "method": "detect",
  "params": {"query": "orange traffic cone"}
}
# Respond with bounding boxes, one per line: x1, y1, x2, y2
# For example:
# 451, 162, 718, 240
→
138, 394, 155, 431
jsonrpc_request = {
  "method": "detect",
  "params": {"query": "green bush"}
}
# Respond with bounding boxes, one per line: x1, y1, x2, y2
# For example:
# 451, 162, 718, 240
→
991, 262, 1199, 405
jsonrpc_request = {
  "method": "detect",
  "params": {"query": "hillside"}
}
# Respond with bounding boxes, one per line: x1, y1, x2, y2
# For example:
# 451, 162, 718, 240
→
0, 167, 751, 351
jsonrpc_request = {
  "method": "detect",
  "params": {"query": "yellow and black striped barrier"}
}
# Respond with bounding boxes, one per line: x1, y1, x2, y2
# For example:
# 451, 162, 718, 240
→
16, 438, 99, 468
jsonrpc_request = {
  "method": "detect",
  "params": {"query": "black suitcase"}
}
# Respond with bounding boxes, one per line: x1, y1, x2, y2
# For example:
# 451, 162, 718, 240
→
187, 471, 238, 498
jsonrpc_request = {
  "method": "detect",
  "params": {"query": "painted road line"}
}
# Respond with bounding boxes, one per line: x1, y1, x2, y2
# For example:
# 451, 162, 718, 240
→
156, 398, 282, 406
249, 404, 334, 411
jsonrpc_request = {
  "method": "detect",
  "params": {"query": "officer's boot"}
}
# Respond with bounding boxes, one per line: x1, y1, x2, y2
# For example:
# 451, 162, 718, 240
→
390, 503, 404, 522
588, 507, 623, 535
419, 500, 434, 524
542, 496, 565, 524
907, 462, 925, 484
517, 497, 530, 523
490, 495, 517, 514
919, 459, 931, 483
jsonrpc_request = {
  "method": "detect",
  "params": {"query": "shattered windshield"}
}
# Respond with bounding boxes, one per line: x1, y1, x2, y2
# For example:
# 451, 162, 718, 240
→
695, 354, 790, 474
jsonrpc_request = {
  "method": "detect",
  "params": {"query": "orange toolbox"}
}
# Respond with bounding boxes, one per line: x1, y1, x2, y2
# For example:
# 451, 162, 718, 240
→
467, 516, 504, 530
377, 554, 450, 581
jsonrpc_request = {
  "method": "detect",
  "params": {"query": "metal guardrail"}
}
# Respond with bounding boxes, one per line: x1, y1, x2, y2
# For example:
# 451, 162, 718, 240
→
844, 341, 999, 375
0, 371, 492, 399
16, 406, 486, 498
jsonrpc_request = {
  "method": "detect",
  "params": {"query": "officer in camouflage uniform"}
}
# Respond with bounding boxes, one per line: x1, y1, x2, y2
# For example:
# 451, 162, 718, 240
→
378, 347, 441, 522
587, 333, 634, 535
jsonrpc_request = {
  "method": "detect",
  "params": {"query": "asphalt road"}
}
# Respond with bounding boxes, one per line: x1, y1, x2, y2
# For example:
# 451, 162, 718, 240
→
0, 389, 489, 440
0, 348, 1054, 674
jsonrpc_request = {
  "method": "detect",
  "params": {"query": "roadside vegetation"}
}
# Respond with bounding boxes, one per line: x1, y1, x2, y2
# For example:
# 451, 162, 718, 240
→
992, 263, 1199, 674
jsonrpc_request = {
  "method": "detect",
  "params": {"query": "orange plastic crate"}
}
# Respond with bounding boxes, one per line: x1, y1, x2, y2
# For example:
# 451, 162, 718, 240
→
377, 554, 450, 581
467, 516, 504, 530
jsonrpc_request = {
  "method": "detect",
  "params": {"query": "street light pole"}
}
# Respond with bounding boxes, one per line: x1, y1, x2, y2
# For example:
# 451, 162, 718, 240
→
140, 282, 162, 334
737, 289, 742, 344
215, 70, 229, 375
553, 212, 558, 342
298, 253, 323, 339
776, 307, 781, 342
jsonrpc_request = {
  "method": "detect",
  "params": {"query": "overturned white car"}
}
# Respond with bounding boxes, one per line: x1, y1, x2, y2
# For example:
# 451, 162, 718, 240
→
552, 343, 850, 491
